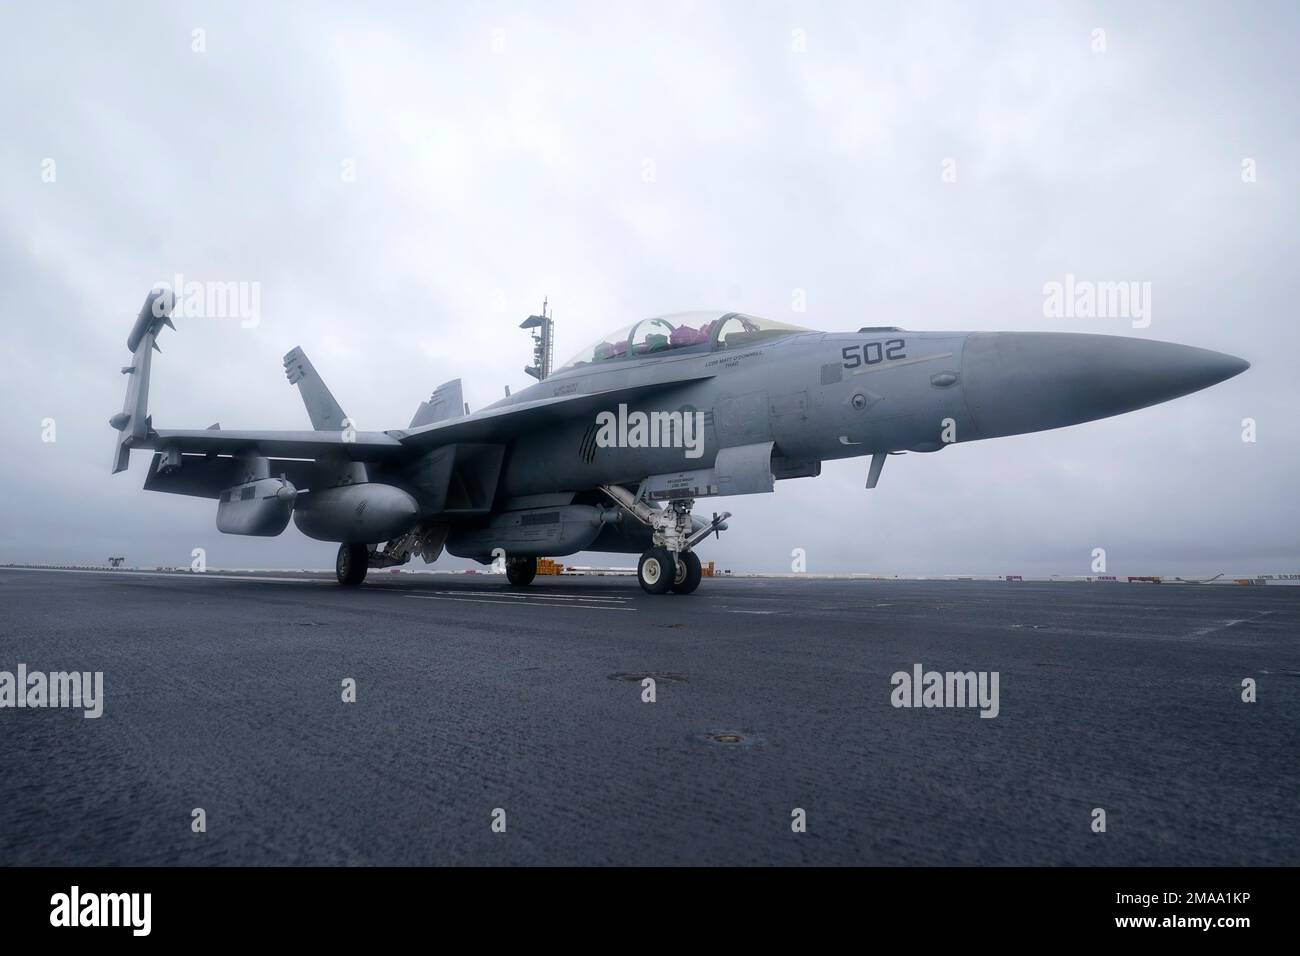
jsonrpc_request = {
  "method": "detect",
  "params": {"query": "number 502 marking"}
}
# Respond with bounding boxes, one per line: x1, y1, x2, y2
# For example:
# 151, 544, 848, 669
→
842, 338, 906, 369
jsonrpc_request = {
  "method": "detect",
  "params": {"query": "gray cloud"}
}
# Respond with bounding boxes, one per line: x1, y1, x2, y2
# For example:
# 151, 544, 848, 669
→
1, 1, 1296, 574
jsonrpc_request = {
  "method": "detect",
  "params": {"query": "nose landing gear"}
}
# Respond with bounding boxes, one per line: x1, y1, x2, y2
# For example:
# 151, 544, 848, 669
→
669, 550, 702, 594
637, 548, 676, 594
602, 485, 728, 595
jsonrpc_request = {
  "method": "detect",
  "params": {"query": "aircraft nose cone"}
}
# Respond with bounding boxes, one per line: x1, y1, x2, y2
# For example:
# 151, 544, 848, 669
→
962, 332, 1249, 439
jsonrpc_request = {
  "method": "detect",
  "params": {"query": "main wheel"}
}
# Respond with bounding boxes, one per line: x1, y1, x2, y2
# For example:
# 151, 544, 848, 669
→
506, 556, 538, 587
637, 548, 676, 595
336, 543, 369, 587
669, 551, 702, 594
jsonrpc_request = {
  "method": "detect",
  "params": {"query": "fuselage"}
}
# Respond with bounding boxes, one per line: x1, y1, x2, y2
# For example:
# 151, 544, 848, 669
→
112, 293, 1250, 582
481, 324, 1248, 499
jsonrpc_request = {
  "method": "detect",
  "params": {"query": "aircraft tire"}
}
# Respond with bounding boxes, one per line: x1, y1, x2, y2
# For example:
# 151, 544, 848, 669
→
506, 556, 538, 587
668, 551, 702, 594
336, 543, 369, 587
638, 548, 676, 594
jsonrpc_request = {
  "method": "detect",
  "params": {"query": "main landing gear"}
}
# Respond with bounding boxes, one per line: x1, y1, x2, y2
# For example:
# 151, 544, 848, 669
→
600, 486, 728, 596
336, 543, 369, 586
334, 525, 449, 587
506, 555, 538, 587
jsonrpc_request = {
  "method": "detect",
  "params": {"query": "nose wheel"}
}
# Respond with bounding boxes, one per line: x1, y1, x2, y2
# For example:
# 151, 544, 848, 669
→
637, 548, 703, 594
669, 551, 702, 594
601, 487, 727, 597
637, 548, 677, 594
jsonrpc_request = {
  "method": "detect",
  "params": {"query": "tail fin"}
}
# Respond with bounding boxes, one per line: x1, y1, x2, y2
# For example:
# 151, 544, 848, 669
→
110, 289, 175, 473
410, 379, 464, 428
283, 347, 348, 430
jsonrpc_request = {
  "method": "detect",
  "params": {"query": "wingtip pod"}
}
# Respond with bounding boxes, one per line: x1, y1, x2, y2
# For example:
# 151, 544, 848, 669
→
126, 288, 176, 353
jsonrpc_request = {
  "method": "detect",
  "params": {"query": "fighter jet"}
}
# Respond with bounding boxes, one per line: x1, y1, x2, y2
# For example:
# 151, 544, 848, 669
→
111, 290, 1249, 593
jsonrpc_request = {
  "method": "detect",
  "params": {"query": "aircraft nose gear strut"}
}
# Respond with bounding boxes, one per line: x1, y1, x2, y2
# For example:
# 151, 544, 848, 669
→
599, 485, 730, 595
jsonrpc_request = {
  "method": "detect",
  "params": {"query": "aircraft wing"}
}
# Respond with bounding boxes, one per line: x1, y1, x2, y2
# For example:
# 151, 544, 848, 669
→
137, 428, 406, 461
131, 376, 710, 466
112, 288, 714, 474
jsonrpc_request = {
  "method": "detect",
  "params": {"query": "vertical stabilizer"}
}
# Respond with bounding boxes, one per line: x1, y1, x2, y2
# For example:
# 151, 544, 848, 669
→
410, 379, 464, 428
283, 347, 348, 431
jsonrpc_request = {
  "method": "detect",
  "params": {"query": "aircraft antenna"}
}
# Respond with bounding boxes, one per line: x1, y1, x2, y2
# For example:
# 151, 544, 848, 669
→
520, 298, 554, 381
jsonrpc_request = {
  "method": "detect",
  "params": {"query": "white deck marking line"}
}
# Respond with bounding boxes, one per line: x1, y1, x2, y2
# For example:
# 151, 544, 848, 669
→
481, 594, 629, 603
429, 590, 628, 603
448, 588, 632, 600
0, 567, 330, 585
405, 594, 635, 611
0, 568, 638, 602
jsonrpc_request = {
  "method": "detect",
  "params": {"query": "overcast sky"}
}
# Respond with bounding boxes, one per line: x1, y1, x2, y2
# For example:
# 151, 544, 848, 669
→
1, 1, 1296, 575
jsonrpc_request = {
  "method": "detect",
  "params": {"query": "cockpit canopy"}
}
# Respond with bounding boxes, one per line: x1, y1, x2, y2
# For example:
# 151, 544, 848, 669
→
555, 312, 813, 374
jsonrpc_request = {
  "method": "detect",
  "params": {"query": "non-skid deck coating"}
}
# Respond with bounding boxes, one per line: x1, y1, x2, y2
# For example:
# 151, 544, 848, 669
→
1, 567, 1296, 865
